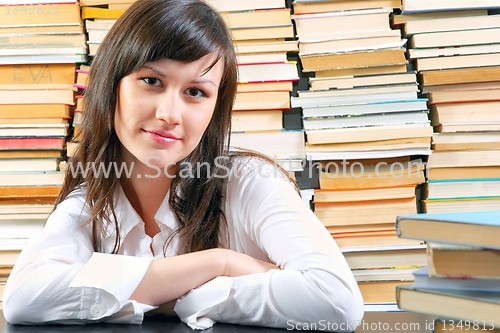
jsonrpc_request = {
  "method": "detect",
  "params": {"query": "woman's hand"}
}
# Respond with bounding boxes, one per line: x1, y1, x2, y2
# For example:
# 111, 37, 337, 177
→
131, 248, 279, 306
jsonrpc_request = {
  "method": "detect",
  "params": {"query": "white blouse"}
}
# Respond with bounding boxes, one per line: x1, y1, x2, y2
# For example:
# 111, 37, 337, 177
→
3, 157, 364, 331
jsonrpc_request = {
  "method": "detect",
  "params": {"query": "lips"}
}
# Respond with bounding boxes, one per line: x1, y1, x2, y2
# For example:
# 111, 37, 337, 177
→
144, 129, 180, 145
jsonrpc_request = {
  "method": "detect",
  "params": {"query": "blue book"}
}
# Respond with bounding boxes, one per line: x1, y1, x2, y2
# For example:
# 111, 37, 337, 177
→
396, 210, 500, 250
412, 266, 500, 291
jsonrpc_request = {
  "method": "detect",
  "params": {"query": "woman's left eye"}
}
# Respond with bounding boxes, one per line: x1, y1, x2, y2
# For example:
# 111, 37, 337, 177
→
186, 88, 207, 98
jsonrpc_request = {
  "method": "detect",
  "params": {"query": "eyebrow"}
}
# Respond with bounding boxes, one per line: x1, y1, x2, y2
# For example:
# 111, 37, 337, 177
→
142, 65, 219, 87
192, 78, 218, 88
143, 65, 166, 77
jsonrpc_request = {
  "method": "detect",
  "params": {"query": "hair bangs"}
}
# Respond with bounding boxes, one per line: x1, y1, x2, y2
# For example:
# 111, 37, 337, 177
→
112, 0, 229, 77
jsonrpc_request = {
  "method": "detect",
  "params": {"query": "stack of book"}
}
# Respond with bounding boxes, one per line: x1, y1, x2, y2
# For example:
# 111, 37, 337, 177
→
67, 65, 90, 158
292, 4, 406, 73
209, 0, 298, 57
210, 0, 305, 171
230, 57, 304, 170
0, 1, 86, 64
0, 0, 86, 304
425, 149, 500, 213
314, 156, 426, 247
290, 0, 433, 169
311, 156, 427, 307
292, 84, 432, 159
344, 243, 426, 311
396, 1, 500, 214
80, 0, 135, 56
396, 210, 500, 332
289, 0, 433, 307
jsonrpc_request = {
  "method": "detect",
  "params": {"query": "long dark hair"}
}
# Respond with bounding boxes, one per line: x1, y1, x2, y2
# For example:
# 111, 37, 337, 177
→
56, 0, 238, 254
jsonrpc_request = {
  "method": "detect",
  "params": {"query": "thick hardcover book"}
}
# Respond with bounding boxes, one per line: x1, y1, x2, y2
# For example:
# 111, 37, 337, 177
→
397, 285, 500, 329
396, 210, 500, 249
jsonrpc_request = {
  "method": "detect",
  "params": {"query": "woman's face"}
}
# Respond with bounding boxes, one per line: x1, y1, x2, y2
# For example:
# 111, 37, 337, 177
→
115, 52, 223, 174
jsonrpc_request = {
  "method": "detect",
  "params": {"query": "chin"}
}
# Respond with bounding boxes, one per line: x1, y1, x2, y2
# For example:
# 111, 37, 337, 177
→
141, 154, 163, 167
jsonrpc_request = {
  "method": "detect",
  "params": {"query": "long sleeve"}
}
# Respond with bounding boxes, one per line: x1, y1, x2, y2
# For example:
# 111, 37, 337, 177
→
3, 189, 154, 325
175, 158, 364, 331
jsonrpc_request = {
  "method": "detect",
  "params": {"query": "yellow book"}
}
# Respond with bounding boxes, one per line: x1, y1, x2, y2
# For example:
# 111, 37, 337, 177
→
82, 7, 126, 20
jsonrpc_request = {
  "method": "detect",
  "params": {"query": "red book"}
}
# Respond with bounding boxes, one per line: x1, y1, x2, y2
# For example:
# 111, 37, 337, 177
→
0, 137, 65, 150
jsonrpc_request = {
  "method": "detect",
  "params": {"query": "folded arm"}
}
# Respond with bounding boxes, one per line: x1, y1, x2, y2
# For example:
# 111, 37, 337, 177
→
3, 189, 279, 325
174, 161, 364, 331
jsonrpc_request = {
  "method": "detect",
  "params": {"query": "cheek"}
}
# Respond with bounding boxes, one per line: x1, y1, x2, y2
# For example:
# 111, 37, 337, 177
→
114, 84, 129, 131
187, 115, 212, 141
115, 94, 144, 130
115, 79, 146, 120
114, 104, 141, 145
191, 103, 216, 132
114, 104, 129, 134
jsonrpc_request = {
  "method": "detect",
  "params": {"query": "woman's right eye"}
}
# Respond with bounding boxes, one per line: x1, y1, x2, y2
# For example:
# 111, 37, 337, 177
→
142, 77, 161, 87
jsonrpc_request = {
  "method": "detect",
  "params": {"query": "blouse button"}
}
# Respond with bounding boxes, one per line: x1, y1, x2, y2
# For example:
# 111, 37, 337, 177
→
90, 304, 105, 318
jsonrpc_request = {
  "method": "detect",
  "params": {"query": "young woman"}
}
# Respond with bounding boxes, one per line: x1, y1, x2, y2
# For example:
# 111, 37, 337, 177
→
3, 0, 364, 330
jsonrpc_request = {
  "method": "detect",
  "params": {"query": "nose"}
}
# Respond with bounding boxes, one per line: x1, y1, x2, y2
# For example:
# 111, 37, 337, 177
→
155, 90, 182, 125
